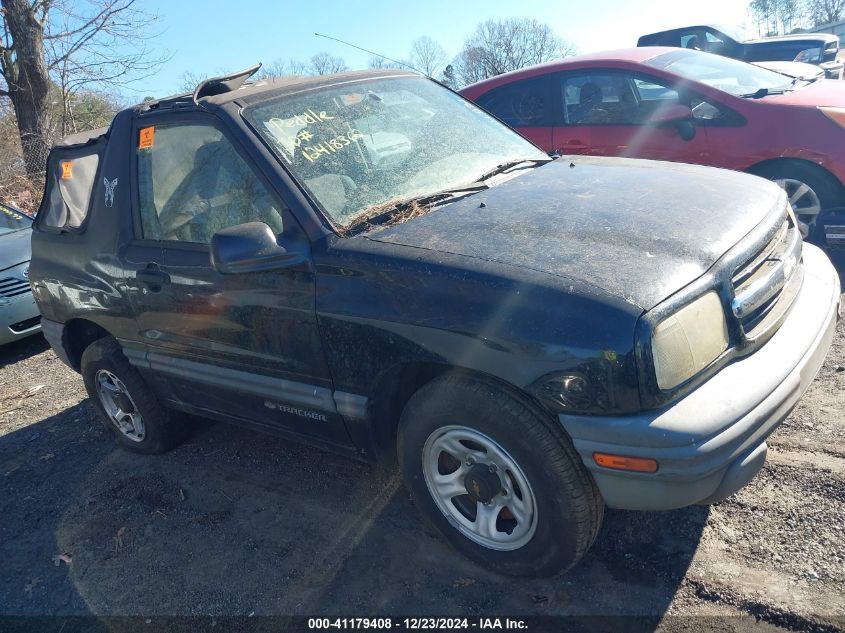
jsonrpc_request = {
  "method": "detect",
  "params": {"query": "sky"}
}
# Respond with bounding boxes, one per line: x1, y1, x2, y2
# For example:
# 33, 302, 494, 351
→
125, 0, 753, 99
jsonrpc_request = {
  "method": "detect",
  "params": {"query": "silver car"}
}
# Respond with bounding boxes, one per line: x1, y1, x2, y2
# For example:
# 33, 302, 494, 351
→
0, 203, 41, 345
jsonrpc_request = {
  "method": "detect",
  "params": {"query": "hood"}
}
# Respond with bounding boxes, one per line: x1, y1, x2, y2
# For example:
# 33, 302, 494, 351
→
746, 33, 837, 45
367, 157, 783, 310
0, 227, 33, 271
768, 77, 845, 106
753, 60, 825, 80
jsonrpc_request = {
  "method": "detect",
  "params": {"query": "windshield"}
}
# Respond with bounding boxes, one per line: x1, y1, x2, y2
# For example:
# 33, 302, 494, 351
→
714, 24, 749, 42
244, 76, 546, 227
0, 204, 31, 236
645, 49, 795, 96
744, 42, 823, 63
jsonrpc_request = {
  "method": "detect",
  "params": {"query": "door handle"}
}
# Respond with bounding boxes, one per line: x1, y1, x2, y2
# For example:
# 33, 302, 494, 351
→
136, 266, 170, 291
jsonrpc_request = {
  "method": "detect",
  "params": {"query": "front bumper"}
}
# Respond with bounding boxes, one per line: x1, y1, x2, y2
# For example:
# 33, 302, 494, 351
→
0, 294, 41, 346
820, 61, 844, 80
558, 244, 841, 511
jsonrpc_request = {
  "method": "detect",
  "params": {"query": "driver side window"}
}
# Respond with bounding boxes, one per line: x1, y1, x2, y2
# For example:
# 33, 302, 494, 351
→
562, 73, 639, 125
136, 122, 284, 243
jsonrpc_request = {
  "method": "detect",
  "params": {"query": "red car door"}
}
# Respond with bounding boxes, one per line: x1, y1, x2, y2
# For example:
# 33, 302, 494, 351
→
552, 70, 713, 164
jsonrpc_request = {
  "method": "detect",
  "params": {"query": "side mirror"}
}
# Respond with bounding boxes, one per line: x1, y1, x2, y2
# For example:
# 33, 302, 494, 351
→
648, 104, 693, 125
648, 104, 696, 142
210, 222, 304, 274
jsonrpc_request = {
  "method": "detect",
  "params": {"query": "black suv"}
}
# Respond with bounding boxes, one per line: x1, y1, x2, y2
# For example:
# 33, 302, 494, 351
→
30, 67, 841, 576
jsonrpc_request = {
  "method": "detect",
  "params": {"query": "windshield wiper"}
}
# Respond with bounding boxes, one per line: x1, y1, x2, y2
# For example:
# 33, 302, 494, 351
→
474, 158, 552, 183
739, 87, 788, 99
345, 159, 552, 232
346, 184, 488, 231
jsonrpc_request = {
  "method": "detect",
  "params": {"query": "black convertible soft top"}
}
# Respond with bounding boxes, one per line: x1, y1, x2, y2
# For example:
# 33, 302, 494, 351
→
56, 127, 108, 148
142, 68, 417, 112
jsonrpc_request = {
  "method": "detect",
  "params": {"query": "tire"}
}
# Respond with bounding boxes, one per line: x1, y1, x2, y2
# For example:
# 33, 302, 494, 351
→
397, 374, 603, 577
750, 161, 844, 225
81, 337, 190, 454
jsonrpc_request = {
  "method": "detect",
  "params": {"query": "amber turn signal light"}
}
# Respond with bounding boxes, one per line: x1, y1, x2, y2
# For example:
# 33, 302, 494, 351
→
593, 452, 658, 473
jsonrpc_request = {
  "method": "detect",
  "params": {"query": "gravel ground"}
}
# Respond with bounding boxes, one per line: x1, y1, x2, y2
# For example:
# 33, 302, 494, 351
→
0, 289, 843, 632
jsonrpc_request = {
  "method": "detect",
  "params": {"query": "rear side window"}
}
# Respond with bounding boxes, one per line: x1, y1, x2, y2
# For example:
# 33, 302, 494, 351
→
41, 151, 100, 230
475, 78, 548, 127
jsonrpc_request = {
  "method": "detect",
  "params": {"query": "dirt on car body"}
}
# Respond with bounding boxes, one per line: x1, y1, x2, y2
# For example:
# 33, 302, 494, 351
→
0, 302, 843, 629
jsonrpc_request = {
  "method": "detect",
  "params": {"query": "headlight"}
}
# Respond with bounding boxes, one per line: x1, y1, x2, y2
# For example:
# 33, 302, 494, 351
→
651, 291, 729, 390
794, 47, 821, 63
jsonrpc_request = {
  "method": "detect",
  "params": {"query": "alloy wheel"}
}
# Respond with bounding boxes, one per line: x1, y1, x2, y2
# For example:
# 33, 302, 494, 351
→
422, 425, 538, 551
774, 178, 822, 224
95, 369, 146, 442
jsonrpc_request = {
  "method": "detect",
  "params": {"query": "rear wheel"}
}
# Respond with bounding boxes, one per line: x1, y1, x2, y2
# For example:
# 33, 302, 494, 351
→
81, 337, 190, 454
398, 374, 603, 577
750, 161, 844, 226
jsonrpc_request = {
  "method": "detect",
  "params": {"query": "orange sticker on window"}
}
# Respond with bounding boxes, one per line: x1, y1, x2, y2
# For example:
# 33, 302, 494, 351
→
139, 126, 155, 149
60, 161, 73, 179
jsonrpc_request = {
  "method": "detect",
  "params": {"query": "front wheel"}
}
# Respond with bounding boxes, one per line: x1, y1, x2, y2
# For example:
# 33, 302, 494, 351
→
750, 161, 844, 226
398, 374, 603, 577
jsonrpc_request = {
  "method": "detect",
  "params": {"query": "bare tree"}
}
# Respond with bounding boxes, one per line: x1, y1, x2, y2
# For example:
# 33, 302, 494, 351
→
186, 53, 346, 92
288, 59, 311, 76
256, 58, 310, 79
410, 36, 447, 77
309, 52, 347, 75
807, 0, 845, 24
776, 0, 803, 32
0, 85, 118, 210
440, 64, 457, 89
178, 70, 208, 93
0, 0, 166, 177
453, 46, 489, 86
368, 55, 406, 69
1, 0, 53, 178
63, 88, 121, 132
751, 0, 807, 34
452, 18, 576, 87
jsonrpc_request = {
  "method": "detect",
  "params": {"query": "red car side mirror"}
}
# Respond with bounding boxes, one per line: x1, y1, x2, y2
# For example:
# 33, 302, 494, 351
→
648, 104, 696, 142
648, 104, 694, 125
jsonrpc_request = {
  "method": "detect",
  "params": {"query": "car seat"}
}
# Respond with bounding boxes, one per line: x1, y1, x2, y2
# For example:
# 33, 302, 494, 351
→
571, 82, 608, 124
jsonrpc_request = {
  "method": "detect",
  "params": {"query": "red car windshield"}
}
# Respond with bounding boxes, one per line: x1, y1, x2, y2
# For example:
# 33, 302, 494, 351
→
645, 50, 797, 97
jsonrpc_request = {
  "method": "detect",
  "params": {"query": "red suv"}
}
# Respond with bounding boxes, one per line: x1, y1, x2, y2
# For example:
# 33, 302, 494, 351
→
460, 47, 845, 224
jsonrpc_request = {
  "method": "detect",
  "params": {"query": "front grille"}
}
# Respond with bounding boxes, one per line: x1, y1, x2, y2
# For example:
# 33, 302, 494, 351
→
731, 219, 803, 341
0, 277, 31, 299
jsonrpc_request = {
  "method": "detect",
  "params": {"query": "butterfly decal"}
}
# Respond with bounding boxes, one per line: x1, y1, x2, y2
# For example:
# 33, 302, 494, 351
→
104, 177, 118, 208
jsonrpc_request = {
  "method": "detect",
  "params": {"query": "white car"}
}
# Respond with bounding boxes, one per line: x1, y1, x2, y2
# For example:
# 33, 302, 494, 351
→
753, 60, 826, 81
0, 204, 41, 346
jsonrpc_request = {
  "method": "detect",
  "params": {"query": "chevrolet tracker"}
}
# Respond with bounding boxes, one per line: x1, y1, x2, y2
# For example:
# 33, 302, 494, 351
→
29, 67, 841, 576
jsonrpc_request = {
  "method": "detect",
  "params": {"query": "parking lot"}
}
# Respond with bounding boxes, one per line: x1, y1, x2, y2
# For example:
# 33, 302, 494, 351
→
0, 289, 842, 630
